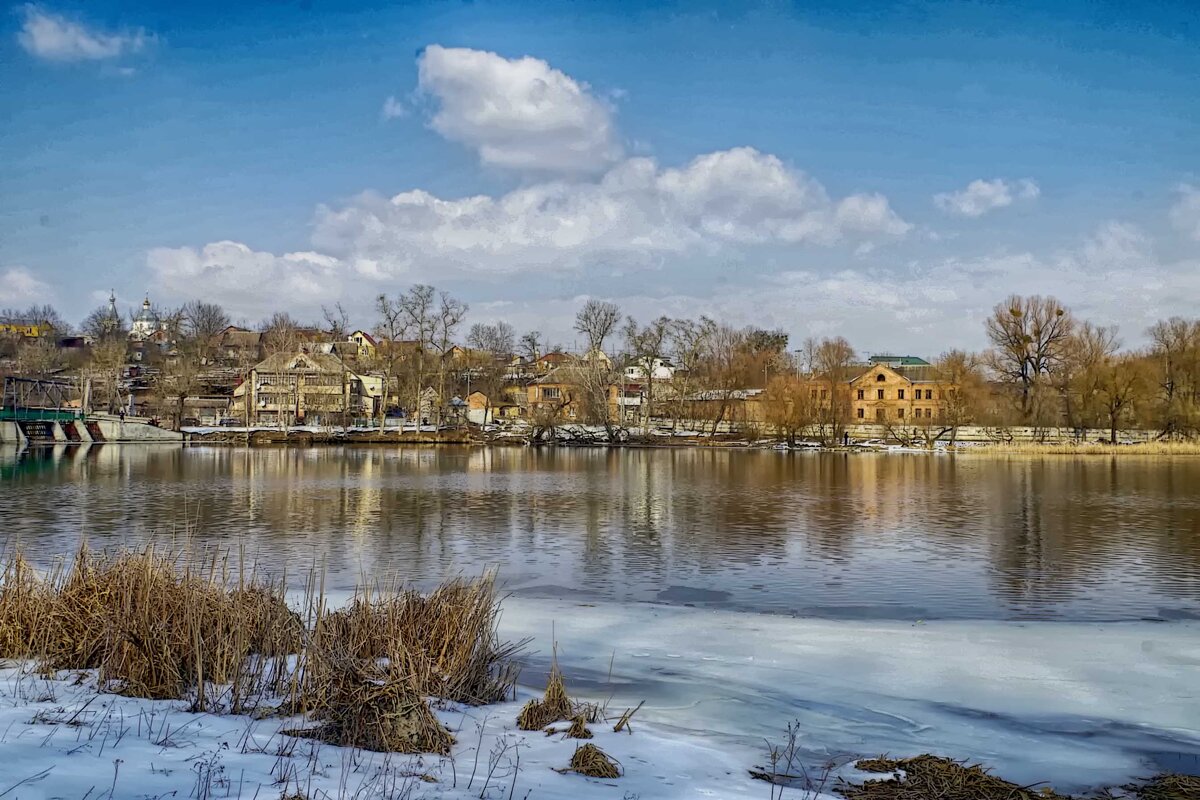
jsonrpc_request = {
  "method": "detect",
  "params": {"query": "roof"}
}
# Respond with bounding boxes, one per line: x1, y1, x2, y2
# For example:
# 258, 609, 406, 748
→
349, 330, 377, 345
217, 329, 262, 348
252, 351, 348, 374
868, 355, 930, 367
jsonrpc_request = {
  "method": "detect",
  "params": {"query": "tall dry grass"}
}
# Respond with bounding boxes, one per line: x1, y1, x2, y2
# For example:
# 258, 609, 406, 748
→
962, 441, 1200, 456
0, 544, 523, 753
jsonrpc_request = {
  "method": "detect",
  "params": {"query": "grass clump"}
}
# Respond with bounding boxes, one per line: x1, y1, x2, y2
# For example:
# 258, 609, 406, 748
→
0, 544, 300, 704
286, 652, 454, 754
308, 575, 521, 707
1130, 774, 1200, 800
0, 544, 524, 758
837, 755, 1072, 800
517, 660, 576, 730
564, 743, 621, 779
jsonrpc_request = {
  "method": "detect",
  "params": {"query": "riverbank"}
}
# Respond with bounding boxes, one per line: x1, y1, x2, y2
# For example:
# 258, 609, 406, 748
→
1, 545, 1196, 798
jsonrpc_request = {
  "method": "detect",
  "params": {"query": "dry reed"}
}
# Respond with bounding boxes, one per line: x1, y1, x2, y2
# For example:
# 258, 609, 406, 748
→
1131, 774, 1200, 800
565, 743, 621, 779
963, 441, 1200, 456
0, 544, 523, 756
566, 714, 593, 739
517, 660, 576, 730
837, 755, 1072, 800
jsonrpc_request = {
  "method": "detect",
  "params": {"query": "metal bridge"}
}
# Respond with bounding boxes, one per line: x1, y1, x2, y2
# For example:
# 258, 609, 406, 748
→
0, 376, 90, 441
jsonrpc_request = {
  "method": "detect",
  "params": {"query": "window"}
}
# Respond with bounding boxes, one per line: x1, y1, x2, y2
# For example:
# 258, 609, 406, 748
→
875, 408, 885, 421
925, 389, 933, 400
897, 408, 905, 419
897, 389, 905, 400
543, 387, 561, 400
877, 389, 885, 400
857, 408, 864, 419
876, 373, 886, 382
810, 389, 818, 400
821, 389, 829, 400
856, 389, 864, 400
926, 408, 934, 418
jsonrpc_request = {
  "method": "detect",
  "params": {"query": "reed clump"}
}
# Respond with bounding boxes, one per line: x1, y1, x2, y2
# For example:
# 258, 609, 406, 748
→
287, 649, 454, 754
0, 544, 300, 701
565, 743, 621, 779
967, 441, 1200, 456
0, 545, 524, 757
837, 755, 1072, 800
1131, 774, 1200, 800
306, 574, 522, 707
517, 661, 576, 730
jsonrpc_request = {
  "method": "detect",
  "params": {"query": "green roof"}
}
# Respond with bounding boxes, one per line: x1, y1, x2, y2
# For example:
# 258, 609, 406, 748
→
868, 355, 930, 366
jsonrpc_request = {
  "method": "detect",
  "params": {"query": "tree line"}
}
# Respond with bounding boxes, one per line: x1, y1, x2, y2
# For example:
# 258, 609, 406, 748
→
3, 292, 1200, 441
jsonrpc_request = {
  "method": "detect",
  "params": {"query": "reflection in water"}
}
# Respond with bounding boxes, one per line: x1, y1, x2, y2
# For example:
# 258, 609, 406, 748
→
1, 444, 1198, 621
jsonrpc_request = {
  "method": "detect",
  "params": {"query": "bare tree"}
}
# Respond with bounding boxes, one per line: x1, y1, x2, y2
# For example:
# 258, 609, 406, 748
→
933, 350, 985, 445
622, 315, 671, 428
664, 316, 716, 430
984, 295, 1075, 422
1147, 317, 1200, 438
1094, 352, 1147, 444
81, 302, 127, 342
762, 375, 818, 446
518, 330, 543, 361
812, 337, 856, 445
574, 299, 621, 354
433, 290, 468, 426
467, 321, 515, 356
260, 312, 302, 356
466, 321, 515, 424
322, 303, 351, 339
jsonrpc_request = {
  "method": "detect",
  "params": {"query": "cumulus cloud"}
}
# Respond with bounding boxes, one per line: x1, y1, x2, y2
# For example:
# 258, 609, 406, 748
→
1170, 183, 1200, 241
416, 44, 622, 174
380, 95, 406, 120
146, 241, 347, 320
0, 266, 53, 306
310, 147, 909, 278
17, 4, 149, 63
934, 178, 1040, 218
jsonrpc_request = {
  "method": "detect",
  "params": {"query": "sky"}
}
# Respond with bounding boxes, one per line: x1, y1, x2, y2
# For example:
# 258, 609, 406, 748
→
1, 0, 1197, 354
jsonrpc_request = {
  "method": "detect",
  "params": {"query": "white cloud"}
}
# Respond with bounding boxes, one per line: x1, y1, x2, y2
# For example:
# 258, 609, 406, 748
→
17, 4, 149, 63
309, 147, 909, 278
0, 266, 53, 306
416, 44, 622, 174
380, 95, 406, 120
934, 178, 1040, 218
1169, 183, 1200, 241
146, 241, 347, 320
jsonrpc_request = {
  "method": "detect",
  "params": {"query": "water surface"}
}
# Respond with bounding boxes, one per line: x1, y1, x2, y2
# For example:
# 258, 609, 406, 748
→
3, 444, 1197, 622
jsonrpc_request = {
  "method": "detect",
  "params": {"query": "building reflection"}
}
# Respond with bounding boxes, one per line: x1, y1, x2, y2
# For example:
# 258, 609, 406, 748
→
2, 446, 1198, 620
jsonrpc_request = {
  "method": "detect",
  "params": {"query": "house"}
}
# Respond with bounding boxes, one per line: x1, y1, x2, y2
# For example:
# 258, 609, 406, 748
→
623, 357, 676, 382
210, 326, 263, 366
0, 317, 53, 339
848, 361, 945, 424
527, 366, 619, 423
347, 330, 377, 361
465, 390, 524, 425
234, 351, 376, 426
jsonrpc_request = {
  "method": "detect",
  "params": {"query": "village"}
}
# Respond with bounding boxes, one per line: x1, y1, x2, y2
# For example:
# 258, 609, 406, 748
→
3, 290, 1197, 448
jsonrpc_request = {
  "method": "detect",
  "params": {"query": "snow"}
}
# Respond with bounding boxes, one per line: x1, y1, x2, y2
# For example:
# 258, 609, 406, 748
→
1, 597, 1196, 799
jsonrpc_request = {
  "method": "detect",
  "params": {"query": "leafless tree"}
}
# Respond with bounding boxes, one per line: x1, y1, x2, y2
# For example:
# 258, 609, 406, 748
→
812, 336, 856, 445
984, 294, 1075, 422
518, 330, 543, 361
322, 303, 351, 339
622, 315, 671, 427
260, 312, 302, 356
574, 299, 620, 355
81, 302, 127, 342
1147, 317, 1200, 438
432, 290, 468, 426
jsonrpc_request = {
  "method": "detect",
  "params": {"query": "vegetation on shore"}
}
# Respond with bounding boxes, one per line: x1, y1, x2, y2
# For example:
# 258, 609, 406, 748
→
0, 543, 521, 753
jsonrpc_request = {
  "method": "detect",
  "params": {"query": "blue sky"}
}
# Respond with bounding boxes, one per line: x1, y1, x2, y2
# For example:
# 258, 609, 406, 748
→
1, 0, 1197, 352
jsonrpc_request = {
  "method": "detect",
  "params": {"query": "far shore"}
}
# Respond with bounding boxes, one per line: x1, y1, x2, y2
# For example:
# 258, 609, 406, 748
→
171, 425, 1200, 455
